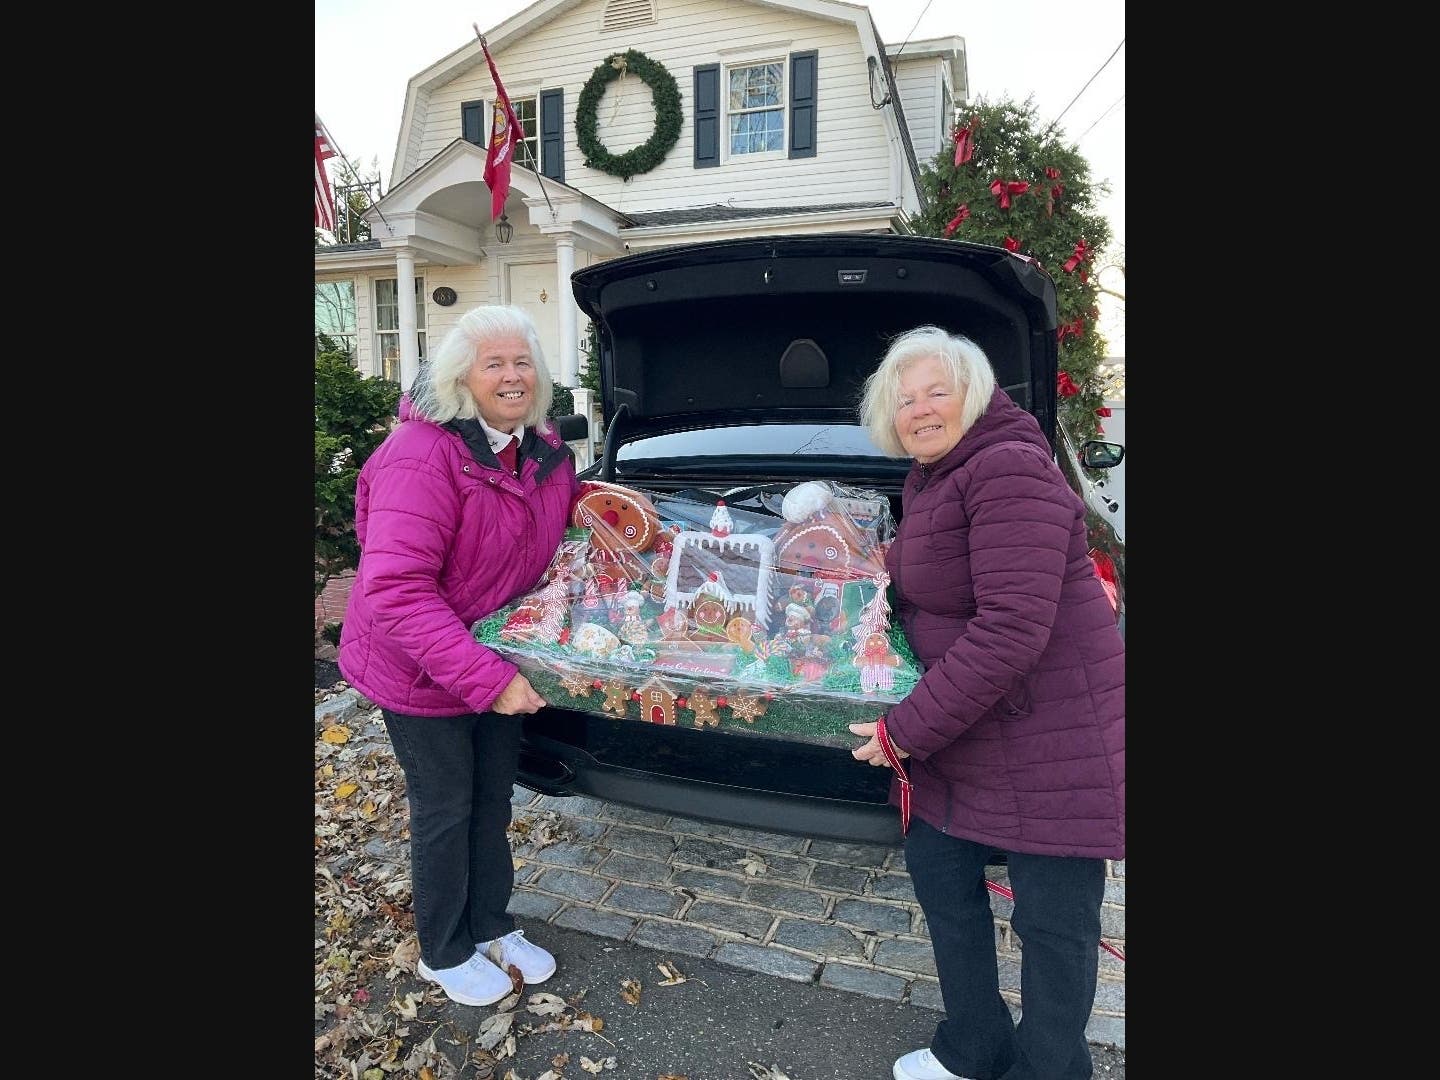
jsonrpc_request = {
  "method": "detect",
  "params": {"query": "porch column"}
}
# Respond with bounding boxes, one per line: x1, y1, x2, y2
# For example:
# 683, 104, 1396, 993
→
554, 235, 577, 386
395, 248, 420, 392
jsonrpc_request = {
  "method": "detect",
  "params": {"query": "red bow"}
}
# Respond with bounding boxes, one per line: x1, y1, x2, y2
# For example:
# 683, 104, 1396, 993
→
1045, 166, 1061, 180
1063, 239, 1091, 274
989, 178, 1030, 209
952, 120, 976, 167
942, 204, 970, 237
1095, 406, 1112, 417
1003, 236, 1021, 252
1057, 371, 1080, 397
1056, 316, 1087, 344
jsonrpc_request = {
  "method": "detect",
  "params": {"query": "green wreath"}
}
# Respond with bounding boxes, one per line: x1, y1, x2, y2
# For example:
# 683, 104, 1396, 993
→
576, 49, 682, 180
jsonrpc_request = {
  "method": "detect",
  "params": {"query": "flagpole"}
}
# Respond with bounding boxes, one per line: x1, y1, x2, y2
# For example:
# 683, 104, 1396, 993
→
317, 116, 392, 235
474, 26, 556, 219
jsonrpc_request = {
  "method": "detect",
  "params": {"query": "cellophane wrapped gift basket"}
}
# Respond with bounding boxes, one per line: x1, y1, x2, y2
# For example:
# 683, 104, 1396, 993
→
472, 479, 921, 748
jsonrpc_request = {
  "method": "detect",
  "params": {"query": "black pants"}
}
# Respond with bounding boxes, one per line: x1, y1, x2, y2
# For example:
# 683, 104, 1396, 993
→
906, 819, 1104, 1080
381, 708, 523, 970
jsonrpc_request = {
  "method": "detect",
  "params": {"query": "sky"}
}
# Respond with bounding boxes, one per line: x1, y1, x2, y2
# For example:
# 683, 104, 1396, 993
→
315, 0, 1125, 353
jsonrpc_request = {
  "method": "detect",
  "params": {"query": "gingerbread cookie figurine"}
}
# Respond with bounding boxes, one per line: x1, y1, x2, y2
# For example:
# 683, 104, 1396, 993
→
773, 480, 883, 579
601, 678, 631, 715
571, 481, 662, 559
688, 687, 721, 728
729, 692, 768, 723
855, 631, 901, 693
618, 590, 650, 645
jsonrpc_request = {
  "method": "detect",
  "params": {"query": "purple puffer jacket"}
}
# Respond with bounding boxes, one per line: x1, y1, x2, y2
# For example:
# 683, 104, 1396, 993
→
338, 397, 580, 716
882, 385, 1124, 859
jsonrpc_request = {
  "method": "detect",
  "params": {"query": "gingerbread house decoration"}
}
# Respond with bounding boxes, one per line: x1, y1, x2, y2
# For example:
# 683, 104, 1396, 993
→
663, 529, 775, 635
635, 676, 679, 725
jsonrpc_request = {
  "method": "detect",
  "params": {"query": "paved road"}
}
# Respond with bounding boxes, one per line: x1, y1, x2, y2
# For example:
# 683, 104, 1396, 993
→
387, 919, 1126, 1079
317, 686, 1125, 1078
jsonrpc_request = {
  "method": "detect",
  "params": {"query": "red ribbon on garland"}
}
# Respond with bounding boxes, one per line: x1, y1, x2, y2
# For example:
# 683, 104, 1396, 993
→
942, 204, 970, 237
1056, 315, 1086, 344
1063, 239, 1091, 282
1095, 406, 1112, 417
953, 119, 976, 166
1057, 370, 1080, 397
989, 177, 1031, 209
1003, 236, 1021, 252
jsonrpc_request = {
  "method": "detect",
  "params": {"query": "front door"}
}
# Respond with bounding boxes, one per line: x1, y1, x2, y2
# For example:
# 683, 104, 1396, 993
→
506, 261, 561, 381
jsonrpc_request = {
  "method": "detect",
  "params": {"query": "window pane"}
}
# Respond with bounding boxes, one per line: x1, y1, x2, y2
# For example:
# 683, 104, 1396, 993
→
315, 281, 356, 336
729, 64, 783, 109
729, 109, 783, 154
514, 96, 539, 171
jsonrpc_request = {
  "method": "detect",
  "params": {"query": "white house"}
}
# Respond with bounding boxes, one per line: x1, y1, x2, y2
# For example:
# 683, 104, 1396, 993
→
314, 0, 966, 401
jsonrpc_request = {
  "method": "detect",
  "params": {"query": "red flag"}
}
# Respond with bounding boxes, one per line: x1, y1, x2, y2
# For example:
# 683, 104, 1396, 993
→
480, 38, 521, 221
315, 114, 338, 233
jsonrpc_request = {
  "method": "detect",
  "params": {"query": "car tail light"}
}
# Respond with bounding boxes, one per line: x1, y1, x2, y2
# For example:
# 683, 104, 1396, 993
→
1088, 549, 1118, 612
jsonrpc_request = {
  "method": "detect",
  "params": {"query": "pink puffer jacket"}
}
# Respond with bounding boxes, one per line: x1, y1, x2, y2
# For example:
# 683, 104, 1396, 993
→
338, 397, 580, 716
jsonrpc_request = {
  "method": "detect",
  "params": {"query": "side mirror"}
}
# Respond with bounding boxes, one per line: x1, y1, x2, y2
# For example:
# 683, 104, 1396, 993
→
1080, 440, 1125, 469
553, 413, 589, 441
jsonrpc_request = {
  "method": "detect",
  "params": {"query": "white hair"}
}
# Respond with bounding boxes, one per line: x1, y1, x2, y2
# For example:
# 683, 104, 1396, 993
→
857, 326, 997, 458
408, 304, 554, 431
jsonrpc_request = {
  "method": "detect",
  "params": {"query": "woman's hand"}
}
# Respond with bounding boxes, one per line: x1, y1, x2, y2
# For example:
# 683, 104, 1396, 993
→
848, 720, 909, 767
491, 672, 546, 715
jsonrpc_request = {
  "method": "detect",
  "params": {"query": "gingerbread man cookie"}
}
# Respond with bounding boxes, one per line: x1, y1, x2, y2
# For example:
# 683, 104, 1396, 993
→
688, 688, 721, 728
601, 678, 631, 715
572, 481, 662, 559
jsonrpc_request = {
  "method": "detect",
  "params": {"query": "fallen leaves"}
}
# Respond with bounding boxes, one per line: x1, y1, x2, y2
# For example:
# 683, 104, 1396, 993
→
619, 978, 642, 1005
748, 1064, 793, 1080
656, 960, 686, 985
314, 699, 711, 1079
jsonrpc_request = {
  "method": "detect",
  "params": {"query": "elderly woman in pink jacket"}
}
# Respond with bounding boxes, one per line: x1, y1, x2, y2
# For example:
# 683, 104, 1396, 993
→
850, 327, 1124, 1080
339, 305, 580, 1007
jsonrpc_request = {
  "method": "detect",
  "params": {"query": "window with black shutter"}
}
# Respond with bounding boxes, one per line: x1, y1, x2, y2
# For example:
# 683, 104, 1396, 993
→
788, 50, 817, 159
694, 64, 719, 168
462, 100, 487, 146
540, 88, 565, 181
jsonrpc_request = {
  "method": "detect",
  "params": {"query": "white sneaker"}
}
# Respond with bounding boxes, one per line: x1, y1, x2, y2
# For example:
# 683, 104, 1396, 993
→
480, 928, 556, 984
416, 952, 514, 1006
892, 1047, 972, 1080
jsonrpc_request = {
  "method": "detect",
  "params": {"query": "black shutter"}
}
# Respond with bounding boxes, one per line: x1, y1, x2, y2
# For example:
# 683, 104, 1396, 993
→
540, 88, 565, 181
462, 99, 487, 146
788, 50, 817, 159
694, 63, 719, 168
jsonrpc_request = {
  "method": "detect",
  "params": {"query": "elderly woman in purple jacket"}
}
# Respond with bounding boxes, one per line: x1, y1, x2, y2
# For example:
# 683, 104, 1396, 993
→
339, 305, 581, 1007
849, 326, 1124, 1080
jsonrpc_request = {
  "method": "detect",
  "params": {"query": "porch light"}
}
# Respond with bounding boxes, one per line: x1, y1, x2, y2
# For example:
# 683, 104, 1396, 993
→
495, 214, 513, 244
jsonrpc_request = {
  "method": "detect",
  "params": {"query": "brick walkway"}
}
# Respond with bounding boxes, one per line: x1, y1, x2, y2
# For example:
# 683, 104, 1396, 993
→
317, 691, 1127, 1048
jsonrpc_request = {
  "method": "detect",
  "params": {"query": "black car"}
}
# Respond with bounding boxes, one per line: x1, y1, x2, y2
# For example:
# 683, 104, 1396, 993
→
518, 233, 1124, 845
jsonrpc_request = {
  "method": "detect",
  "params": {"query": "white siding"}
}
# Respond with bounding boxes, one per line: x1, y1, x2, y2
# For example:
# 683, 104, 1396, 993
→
893, 57, 946, 164
401, 0, 897, 212
319, 266, 502, 380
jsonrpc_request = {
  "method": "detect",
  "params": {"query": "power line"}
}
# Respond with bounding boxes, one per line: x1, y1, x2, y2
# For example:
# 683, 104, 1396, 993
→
1042, 38, 1124, 140
1077, 94, 1126, 142
889, 0, 937, 60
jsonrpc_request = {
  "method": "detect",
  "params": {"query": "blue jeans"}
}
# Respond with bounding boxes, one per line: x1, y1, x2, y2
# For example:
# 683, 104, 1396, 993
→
906, 819, 1104, 1080
382, 709, 523, 970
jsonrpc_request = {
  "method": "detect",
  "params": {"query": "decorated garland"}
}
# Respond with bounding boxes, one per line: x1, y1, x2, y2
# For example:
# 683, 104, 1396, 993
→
575, 49, 682, 180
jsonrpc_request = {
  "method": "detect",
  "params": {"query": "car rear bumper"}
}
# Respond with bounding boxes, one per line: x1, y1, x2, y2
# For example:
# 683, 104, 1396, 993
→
517, 733, 903, 846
